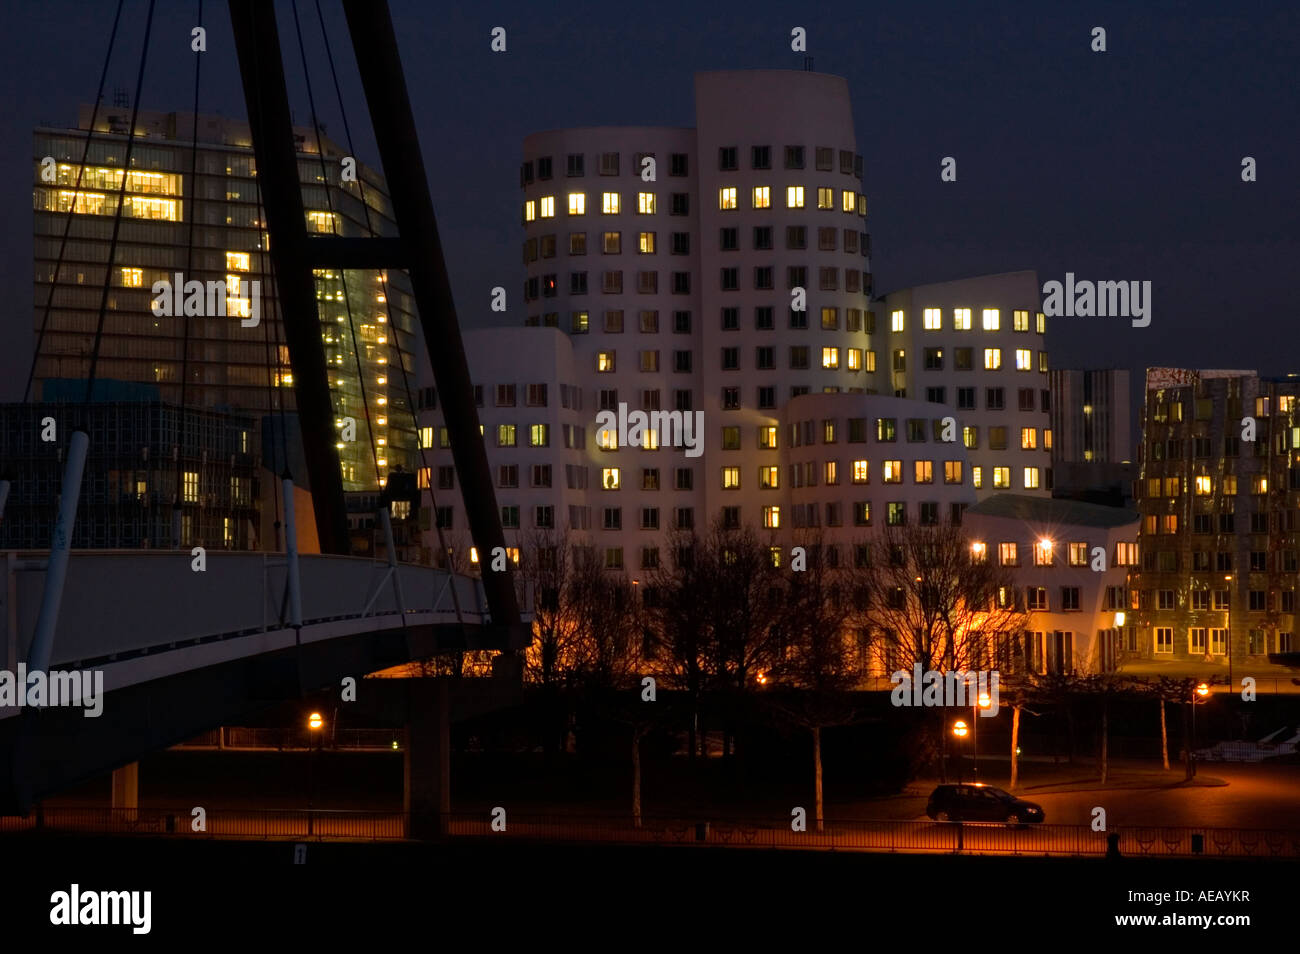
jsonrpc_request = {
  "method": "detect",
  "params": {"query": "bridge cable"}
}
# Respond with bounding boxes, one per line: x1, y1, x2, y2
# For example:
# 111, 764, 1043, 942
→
82, 0, 159, 407
172, 0, 204, 548
289, 0, 383, 508
311, 0, 466, 627
24, 0, 127, 404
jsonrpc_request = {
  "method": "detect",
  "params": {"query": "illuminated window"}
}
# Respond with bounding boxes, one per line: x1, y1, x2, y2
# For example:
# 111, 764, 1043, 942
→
944, 460, 962, 484
597, 351, 616, 372
763, 506, 780, 529
817, 187, 834, 209
999, 542, 1018, 566
497, 424, 516, 447
530, 424, 549, 447
418, 426, 433, 449
182, 471, 199, 503
307, 210, 338, 233
539, 196, 555, 218
602, 192, 620, 214
225, 251, 250, 271
602, 468, 621, 489
822, 347, 839, 369
1021, 427, 1037, 450
524, 200, 536, 221
1195, 475, 1212, 495
597, 427, 618, 450
914, 460, 933, 483
923, 308, 941, 330
1069, 543, 1088, 566
759, 466, 779, 488
984, 349, 1001, 370
882, 460, 902, 483
642, 428, 660, 450
120, 267, 142, 287
639, 232, 656, 253
847, 349, 862, 370
1253, 475, 1269, 494
722, 466, 740, 489
568, 192, 586, 215
970, 542, 987, 563
1223, 475, 1238, 495
1016, 349, 1031, 370
891, 310, 904, 332
982, 308, 1000, 330
865, 351, 876, 372
1036, 311, 1046, 333
758, 426, 778, 449
638, 192, 656, 214
1013, 309, 1029, 331
786, 185, 805, 208
953, 308, 971, 330
718, 187, 737, 210
851, 460, 869, 484
752, 186, 770, 209
972, 465, 983, 488
825, 461, 838, 485
993, 466, 1011, 488
1024, 467, 1040, 489
1115, 542, 1138, 566
841, 189, 855, 212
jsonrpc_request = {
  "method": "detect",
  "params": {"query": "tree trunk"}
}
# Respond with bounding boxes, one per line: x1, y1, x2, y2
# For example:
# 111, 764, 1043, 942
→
1099, 698, 1109, 784
812, 725, 824, 833
632, 729, 642, 828
1159, 699, 1169, 770
1009, 703, 1021, 790
1182, 703, 1193, 782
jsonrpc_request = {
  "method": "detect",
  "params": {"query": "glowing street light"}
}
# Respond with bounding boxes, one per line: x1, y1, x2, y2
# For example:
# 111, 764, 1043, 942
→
308, 712, 324, 731
1196, 682, 1210, 698
952, 720, 969, 738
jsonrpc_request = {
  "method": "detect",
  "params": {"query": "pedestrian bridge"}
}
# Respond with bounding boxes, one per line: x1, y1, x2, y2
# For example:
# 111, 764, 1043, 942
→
0, 550, 531, 810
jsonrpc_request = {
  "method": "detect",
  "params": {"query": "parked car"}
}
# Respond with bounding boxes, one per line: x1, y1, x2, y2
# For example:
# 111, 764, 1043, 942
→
925, 783, 1045, 825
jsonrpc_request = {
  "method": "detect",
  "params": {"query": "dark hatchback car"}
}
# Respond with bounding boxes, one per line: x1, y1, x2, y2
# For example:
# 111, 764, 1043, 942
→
926, 783, 1045, 825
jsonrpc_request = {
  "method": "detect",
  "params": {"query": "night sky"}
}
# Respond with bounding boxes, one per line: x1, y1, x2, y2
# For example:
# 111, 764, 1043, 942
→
3, 0, 1298, 406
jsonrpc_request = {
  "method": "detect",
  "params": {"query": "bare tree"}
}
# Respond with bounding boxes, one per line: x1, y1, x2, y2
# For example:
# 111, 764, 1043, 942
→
852, 519, 1028, 777
765, 531, 863, 831
856, 520, 1028, 676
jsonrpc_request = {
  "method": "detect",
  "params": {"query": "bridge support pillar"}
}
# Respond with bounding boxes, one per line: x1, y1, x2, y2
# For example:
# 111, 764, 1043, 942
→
403, 679, 449, 840
111, 762, 139, 821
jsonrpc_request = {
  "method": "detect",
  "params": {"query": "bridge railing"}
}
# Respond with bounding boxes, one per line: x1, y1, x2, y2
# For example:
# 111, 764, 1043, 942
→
4, 807, 1298, 857
3, 550, 488, 667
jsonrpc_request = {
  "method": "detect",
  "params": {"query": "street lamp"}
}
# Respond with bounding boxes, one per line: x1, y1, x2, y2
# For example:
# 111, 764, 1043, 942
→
973, 690, 992, 779
952, 720, 969, 784
1190, 683, 1210, 777
307, 711, 323, 834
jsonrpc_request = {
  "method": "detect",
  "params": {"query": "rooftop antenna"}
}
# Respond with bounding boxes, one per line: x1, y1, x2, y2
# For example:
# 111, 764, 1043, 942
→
804, 55, 814, 71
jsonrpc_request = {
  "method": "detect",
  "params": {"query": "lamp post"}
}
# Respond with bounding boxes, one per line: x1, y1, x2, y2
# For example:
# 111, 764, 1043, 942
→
973, 690, 992, 779
952, 720, 969, 784
1190, 683, 1210, 777
308, 711, 323, 835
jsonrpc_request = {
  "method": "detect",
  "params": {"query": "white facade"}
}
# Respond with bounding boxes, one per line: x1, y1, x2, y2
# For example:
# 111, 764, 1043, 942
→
415, 71, 1055, 575
964, 494, 1139, 674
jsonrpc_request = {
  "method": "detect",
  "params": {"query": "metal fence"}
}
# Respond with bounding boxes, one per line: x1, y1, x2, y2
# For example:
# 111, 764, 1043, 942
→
4, 807, 1298, 857
172, 728, 404, 751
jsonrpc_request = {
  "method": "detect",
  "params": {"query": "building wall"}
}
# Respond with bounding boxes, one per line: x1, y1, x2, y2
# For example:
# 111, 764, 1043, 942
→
0, 402, 259, 550
1131, 368, 1300, 665
883, 271, 1051, 498
1051, 368, 1131, 463
965, 496, 1138, 675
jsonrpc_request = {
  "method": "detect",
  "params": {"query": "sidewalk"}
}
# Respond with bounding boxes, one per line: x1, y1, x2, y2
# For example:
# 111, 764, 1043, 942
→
907, 756, 1228, 796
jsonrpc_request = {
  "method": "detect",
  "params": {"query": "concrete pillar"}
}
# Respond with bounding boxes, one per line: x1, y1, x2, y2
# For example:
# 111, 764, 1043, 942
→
111, 762, 139, 822
403, 679, 449, 840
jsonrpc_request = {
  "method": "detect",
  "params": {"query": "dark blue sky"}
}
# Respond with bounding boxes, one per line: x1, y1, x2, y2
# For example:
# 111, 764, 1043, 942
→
4, 0, 1298, 401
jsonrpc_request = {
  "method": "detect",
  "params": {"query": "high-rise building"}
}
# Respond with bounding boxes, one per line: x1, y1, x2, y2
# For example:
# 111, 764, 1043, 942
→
32, 106, 418, 493
1132, 367, 1300, 669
